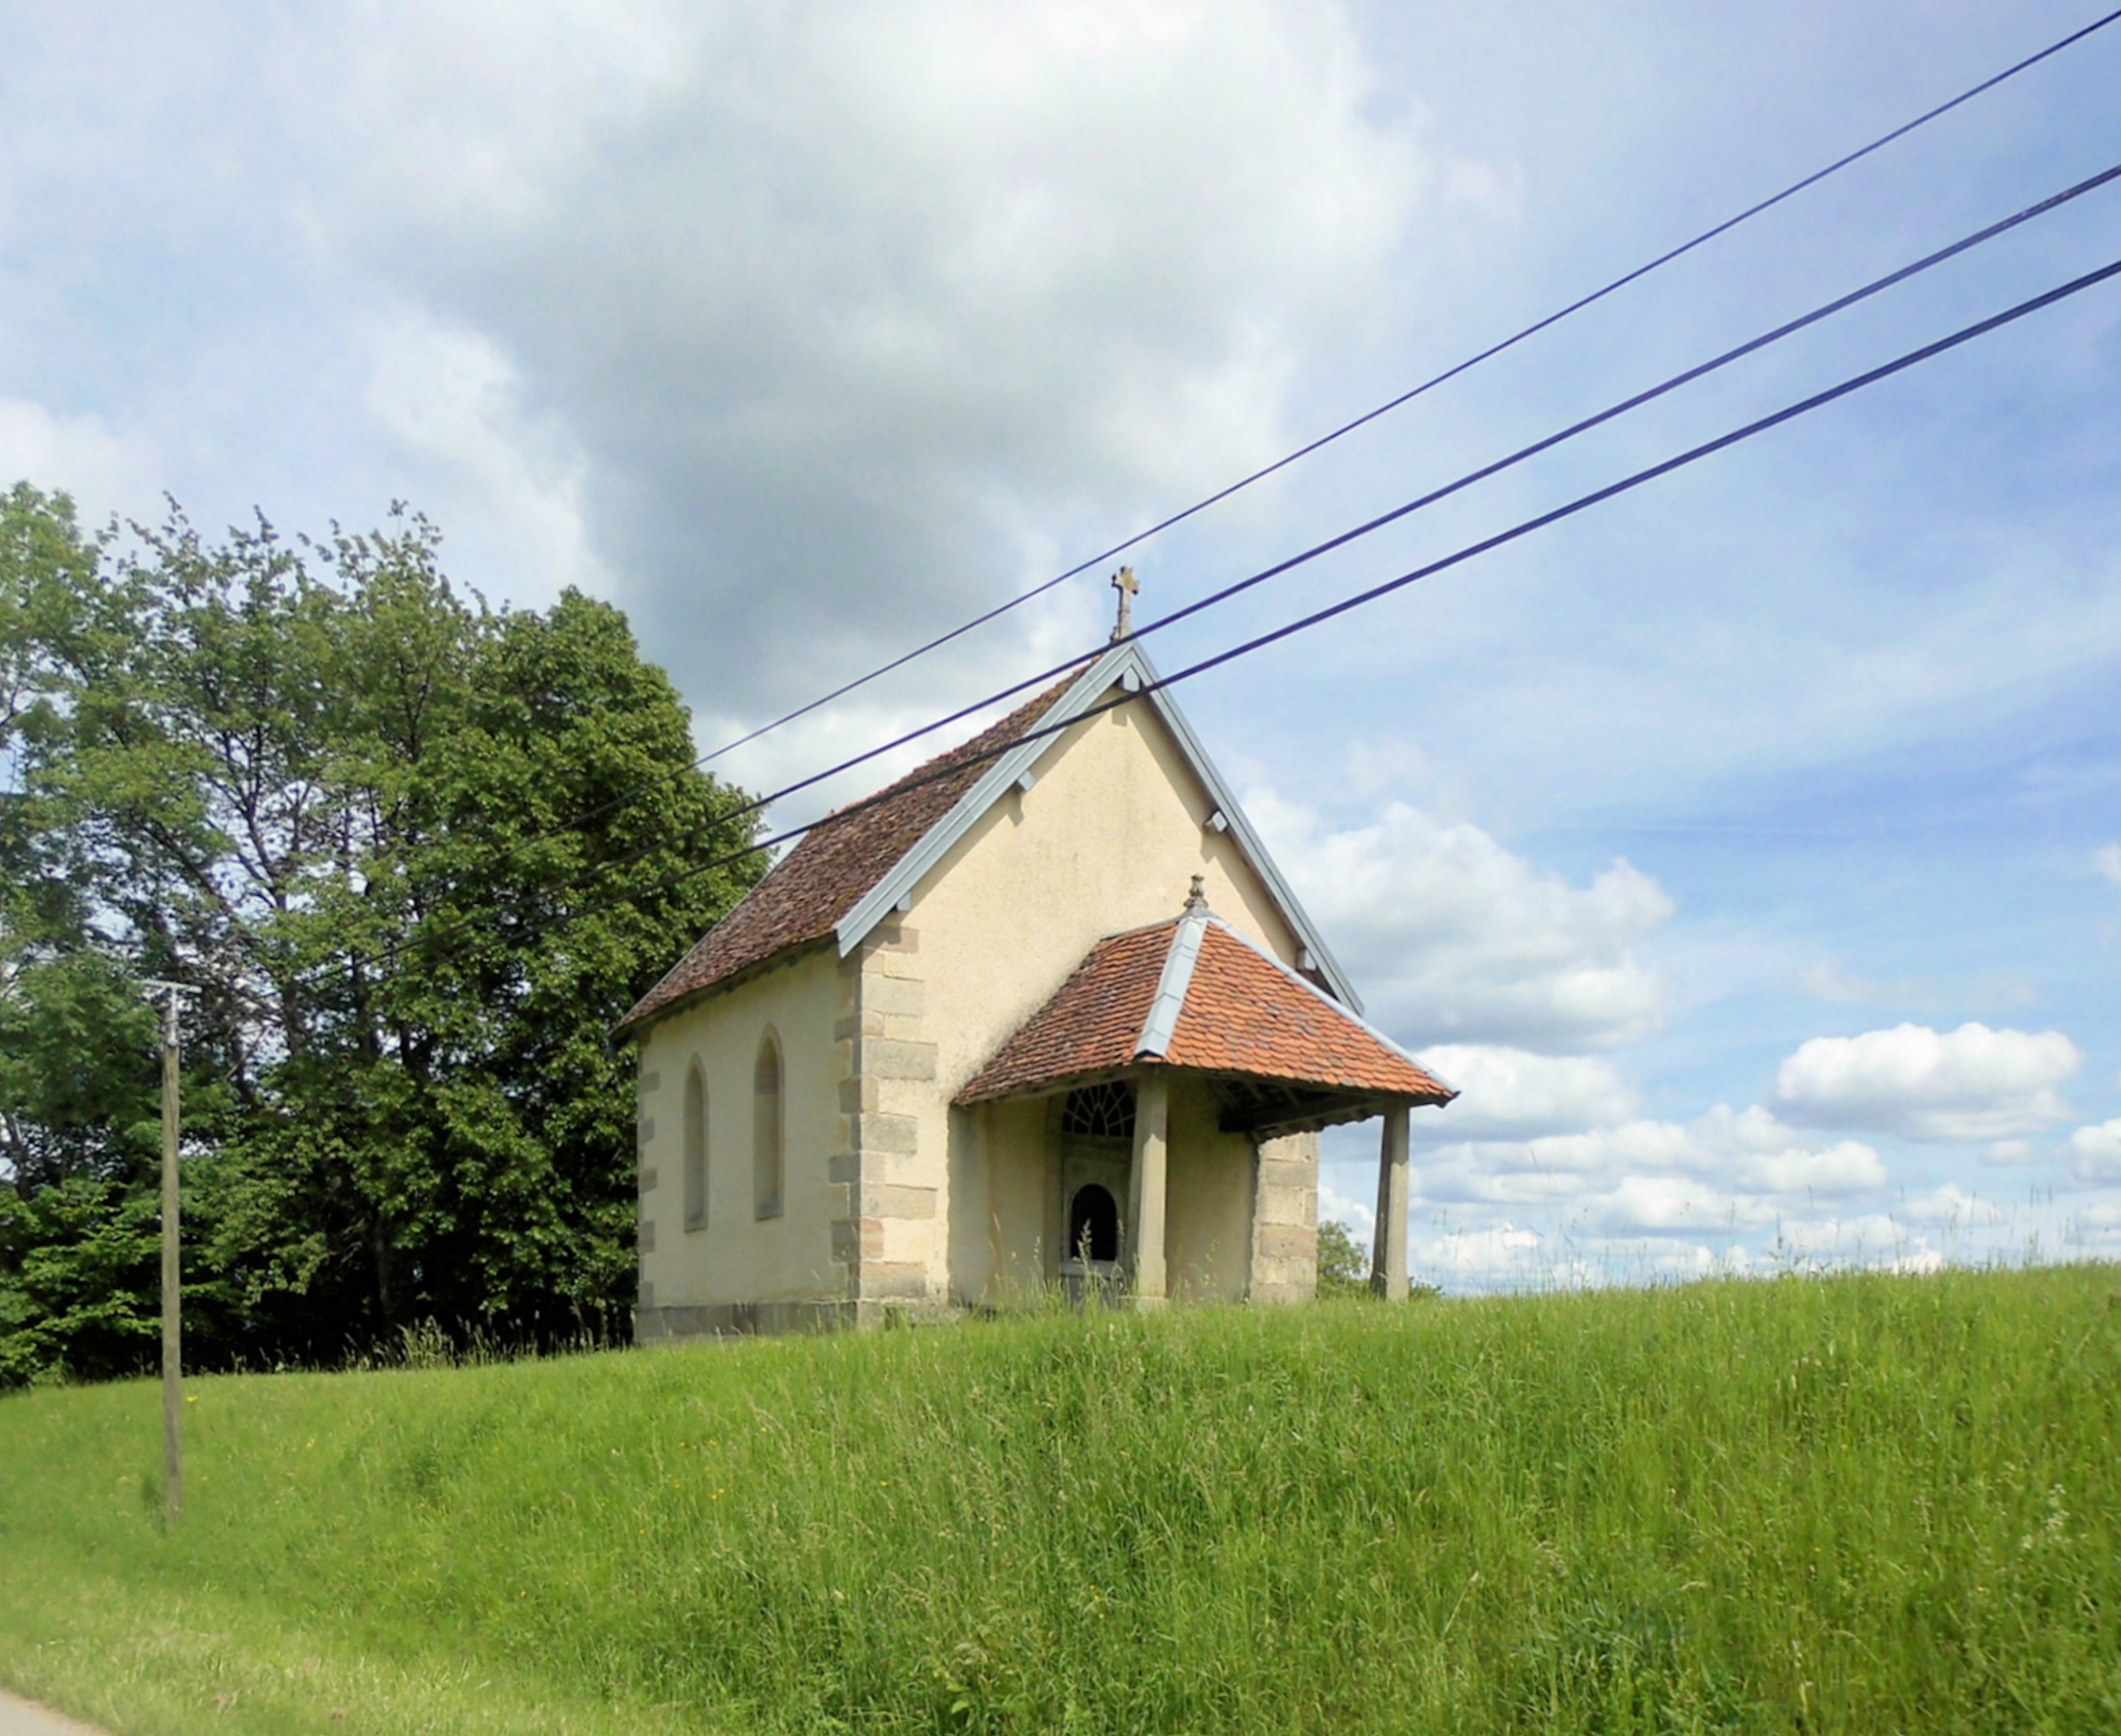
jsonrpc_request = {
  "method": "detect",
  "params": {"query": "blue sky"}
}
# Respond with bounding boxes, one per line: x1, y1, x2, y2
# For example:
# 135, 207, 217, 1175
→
4, 0, 2118, 1288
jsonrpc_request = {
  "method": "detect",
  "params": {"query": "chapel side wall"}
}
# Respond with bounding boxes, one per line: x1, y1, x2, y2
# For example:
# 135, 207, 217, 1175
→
904, 702, 1308, 1303
634, 946, 847, 1336
1165, 1075, 1257, 1303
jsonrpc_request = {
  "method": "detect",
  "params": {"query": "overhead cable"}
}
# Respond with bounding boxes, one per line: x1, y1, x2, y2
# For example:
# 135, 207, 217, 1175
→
301, 162, 2121, 989
329, 247, 2121, 990
556, 0, 2121, 836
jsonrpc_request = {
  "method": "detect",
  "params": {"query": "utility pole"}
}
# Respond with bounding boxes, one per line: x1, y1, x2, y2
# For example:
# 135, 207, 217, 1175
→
145, 979, 195, 1522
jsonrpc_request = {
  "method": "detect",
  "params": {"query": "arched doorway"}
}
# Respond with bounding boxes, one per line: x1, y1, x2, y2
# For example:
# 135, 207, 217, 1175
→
1057, 1084, 1133, 1300
1067, 1182, 1119, 1264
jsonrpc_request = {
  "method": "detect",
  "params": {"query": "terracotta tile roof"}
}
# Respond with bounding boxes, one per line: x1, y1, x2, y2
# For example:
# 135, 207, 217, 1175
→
615, 671, 1083, 1036
956, 909, 1455, 1106
954, 922, 1175, 1101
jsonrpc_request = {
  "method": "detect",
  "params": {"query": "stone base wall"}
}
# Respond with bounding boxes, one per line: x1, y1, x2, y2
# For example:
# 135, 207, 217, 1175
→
1248, 1131, 1319, 1305
635, 1297, 961, 1342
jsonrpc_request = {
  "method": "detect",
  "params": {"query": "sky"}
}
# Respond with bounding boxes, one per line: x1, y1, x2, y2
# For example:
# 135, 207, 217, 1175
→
4, 0, 2118, 1291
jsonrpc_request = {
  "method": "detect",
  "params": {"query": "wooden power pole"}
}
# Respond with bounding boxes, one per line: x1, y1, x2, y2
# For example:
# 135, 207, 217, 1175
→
145, 979, 195, 1523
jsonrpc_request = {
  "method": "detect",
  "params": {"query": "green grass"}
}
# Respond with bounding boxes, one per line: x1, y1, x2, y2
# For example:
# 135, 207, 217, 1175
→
2, 1266, 2118, 1735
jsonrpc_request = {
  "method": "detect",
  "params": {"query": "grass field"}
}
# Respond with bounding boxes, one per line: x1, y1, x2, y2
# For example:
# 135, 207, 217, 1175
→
1, 1266, 2117, 1735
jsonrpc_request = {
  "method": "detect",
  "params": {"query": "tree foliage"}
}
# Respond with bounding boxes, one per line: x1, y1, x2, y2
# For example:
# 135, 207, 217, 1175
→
1314, 1218, 1371, 1297
0, 483, 761, 1382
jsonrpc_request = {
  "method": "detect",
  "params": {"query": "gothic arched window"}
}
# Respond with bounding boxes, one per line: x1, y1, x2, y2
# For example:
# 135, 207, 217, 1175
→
753, 1032, 785, 1220
683, 1062, 708, 1232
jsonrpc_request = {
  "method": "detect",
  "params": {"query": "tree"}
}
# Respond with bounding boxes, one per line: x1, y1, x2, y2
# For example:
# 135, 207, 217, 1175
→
1315, 1219, 1370, 1297
0, 485, 762, 1381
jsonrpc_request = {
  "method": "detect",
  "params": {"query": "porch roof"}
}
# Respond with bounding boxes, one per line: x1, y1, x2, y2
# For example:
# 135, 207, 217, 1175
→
954, 900, 1456, 1117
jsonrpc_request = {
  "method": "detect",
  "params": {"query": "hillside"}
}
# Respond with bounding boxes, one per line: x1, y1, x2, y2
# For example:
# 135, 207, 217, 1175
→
1, 1268, 2117, 1734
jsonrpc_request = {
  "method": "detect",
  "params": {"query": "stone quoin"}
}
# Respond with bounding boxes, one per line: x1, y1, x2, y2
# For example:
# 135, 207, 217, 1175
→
614, 617, 1455, 1336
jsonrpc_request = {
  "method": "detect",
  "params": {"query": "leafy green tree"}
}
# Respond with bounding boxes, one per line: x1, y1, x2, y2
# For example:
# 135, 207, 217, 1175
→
1, 484, 761, 1380
1315, 1219, 1370, 1297
1313, 1220, 1438, 1301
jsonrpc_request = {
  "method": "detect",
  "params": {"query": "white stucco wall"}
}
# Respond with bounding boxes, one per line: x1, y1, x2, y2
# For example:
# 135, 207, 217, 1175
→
635, 946, 844, 1313
908, 698, 1300, 1109
633, 670, 1329, 1326
897, 691, 1309, 1305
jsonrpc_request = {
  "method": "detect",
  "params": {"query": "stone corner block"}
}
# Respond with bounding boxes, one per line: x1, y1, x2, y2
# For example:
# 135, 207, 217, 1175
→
863, 1038, 937, 1082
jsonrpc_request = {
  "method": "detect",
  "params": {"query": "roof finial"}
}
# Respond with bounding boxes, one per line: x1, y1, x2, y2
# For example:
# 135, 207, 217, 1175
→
1185, 873, 1208, 911
1109, 565, 1139, 642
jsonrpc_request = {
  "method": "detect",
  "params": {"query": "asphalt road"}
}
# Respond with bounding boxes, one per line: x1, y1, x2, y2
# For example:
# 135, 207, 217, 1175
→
0, 1691, 108, 1736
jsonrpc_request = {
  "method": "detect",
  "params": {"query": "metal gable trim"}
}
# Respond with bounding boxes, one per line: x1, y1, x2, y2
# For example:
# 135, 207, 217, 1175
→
1136, 907, 1208, 1058
835, 640, 1365, 1015
835, 642, 1138, 955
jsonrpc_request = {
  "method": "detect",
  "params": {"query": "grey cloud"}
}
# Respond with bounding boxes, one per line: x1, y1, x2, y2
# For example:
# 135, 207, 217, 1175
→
280, 0, 1437, 717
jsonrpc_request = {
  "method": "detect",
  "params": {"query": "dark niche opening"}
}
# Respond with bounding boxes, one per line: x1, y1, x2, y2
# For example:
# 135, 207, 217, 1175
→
1067, 1183, 1121, 1264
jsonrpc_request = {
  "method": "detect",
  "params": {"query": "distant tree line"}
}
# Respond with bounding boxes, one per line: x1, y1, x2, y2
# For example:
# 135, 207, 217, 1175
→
0, 483, 762, 1386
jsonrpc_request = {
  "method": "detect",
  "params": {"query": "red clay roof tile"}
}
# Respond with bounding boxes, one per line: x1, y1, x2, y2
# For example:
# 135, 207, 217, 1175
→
956, 913, 1453, 1105
615, 672, 1081, 1036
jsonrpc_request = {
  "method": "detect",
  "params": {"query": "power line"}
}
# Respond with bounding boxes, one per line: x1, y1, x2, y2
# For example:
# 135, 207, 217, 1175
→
343, 152, 2121, 972
535, 1, 2121, 846
295, 161, 2121, 991
373, 249, 2121, 992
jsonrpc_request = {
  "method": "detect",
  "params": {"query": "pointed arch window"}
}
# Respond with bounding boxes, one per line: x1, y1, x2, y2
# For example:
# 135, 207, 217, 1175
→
683, 1062, 708, 1232
753, 1031, 785, 1220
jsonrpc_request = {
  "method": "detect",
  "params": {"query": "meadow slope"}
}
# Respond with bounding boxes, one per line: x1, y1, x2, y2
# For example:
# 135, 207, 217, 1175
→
1, 1268, 2116, 1735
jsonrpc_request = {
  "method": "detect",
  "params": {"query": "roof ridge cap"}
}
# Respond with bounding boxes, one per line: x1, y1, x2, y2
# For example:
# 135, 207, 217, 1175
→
1136, 905, 1209, 1058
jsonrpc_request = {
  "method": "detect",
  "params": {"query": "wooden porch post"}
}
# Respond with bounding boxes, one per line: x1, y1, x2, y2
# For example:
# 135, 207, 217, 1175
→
1371, 1103, 1411, 1301
1127, 1071, 1169, 1308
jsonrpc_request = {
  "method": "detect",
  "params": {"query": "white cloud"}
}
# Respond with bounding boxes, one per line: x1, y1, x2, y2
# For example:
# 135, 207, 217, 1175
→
2096, 845, 2121, 887
1776, 1022, 2080, 1142
0, 397, 162, 522
2064, 1119, 2121, 1186
1415, 1222, 1559, 1285
1411, 1045, 1635, 1138
1407, 1103, 1885, 1228
1735, 1140, 1889, 1196
362, 310, 609, 609
1316, 1178, 1376, 1244
1250, 792, 1672, 1051
1898, 1183, 2006, 1230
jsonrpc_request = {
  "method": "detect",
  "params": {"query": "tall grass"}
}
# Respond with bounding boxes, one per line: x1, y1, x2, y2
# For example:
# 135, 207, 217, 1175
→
1, 1266, 2117, 1733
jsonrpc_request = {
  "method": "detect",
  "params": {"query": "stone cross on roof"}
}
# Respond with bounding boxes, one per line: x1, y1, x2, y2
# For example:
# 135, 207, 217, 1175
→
1109, 566, 1139, 642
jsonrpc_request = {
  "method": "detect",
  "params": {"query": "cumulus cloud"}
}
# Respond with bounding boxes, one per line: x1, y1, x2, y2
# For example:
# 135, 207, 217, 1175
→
1776, 1022, 2080, 1142
0, 397, 161, 522
278, 0, 1456, 719
2064, 1119, 2121, 1186
362, 310, 610, 608
1410, 1103, 1885, 1223
1250, 793, 1673, 1051
1411, 1045, 1636, 1138
1415, 1222, 1559, 1286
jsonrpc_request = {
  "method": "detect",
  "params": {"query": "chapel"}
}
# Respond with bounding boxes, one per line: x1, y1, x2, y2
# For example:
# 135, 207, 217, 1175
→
616, 599, 1455, 1337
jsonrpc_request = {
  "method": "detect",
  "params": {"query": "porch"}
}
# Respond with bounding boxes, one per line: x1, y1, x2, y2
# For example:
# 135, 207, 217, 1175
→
951, 887, 1455, 1306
